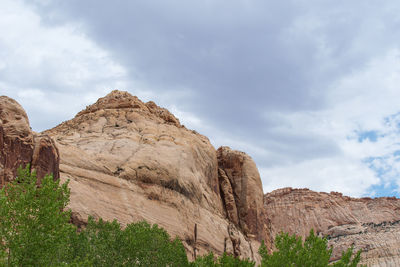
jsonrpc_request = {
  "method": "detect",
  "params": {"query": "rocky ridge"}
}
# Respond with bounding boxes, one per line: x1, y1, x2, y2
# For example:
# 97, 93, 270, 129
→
2, 91, 400, 266
264, 188, 400, 266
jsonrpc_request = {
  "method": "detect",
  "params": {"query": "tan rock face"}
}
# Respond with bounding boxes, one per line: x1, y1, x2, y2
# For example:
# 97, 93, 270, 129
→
0, 96, 59, 185
45, 90, 261, 262
264, 187, 400, 266
7, 90, 400, 266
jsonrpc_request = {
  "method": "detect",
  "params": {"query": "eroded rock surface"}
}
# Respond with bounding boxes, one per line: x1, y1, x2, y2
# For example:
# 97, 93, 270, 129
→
264, 187, 400, 266
5, 91, 400, 266
217, 146, 267, 243
45, 90, 261, 262
0, 96, 59, 185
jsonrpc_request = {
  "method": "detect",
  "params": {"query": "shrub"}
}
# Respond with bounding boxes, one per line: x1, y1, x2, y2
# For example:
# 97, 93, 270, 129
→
259, 229, 364, 267
0, 166, 365, 267
71, 217, 188, 266
191, 251, 255, 267
0, 166, 74, 266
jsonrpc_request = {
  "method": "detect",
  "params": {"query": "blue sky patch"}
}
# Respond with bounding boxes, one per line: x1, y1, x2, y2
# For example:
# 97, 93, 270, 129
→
363, 156, 399, 197
357, 130, 379, 142
367, 182, 399, 198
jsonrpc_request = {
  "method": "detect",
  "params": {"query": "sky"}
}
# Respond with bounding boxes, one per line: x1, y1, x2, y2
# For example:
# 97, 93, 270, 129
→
1, 0, 400, 197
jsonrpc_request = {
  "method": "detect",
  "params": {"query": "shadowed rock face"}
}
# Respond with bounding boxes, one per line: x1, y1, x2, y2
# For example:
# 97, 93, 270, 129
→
45, 90, 262, 262
264, 188, 400, 266
217, 146, 267, 243
0, 96, 59, 185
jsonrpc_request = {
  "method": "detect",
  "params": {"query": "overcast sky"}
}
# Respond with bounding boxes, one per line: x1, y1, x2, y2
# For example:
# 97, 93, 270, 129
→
2, 0, 400, 197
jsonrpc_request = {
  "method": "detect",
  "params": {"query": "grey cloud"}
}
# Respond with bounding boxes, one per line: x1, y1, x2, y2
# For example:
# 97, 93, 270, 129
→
24, 0, 400, 167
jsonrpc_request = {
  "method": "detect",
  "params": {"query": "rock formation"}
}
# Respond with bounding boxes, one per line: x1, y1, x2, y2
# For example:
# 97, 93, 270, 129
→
3, 91, 400, 266
0, 96, 59, 186
264, 187, 400, 266
44, 90, 263, 262
217, 147, 267, 243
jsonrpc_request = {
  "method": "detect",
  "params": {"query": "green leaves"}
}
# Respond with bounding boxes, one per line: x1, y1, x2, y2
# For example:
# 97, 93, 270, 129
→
259, 229, 364, 267
191, 252, 255, 267
0, 165, 74, 266
71, 218, 189, 266
331, 247, 362, 267
0, 166, 366, 267
0, 166, 190, 266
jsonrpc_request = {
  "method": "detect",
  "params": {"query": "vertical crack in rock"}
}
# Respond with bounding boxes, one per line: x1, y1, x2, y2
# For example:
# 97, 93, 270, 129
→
193, 223, 198, 260
218, 168, 240, 226
227, 223, 241, 258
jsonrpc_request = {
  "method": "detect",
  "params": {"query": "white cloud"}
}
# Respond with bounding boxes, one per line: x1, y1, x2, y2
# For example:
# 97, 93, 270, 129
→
260, 49, 400, 196
0, 0, 129, 131
2, 0, 400, 198
261, 157, 379, 197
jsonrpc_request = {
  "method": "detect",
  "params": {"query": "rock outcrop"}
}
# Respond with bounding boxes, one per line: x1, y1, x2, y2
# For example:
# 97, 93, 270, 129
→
0, 96, 59, 186
45, 90, 262, 262
264, 187, 400, 266
4, 91, 400, 266
217, 147, 267, 243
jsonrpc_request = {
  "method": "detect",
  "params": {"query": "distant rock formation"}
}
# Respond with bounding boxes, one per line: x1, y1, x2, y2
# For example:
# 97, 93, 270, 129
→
0, 96, 59, 186
264, 187, 400, 266
3, 91, 400, 266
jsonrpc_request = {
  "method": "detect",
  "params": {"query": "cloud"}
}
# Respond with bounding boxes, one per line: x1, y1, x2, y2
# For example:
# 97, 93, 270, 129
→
260, 49, 400, 197
2, 0, 400, 196
0, 0, 130, 130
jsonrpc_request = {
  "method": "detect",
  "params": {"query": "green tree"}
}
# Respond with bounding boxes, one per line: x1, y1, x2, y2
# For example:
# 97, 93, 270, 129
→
259, 229, 364, 267
0, 165, 364, 267
0, 166, 190, 266
71, 217, 189, 266
191, 251, 255, 267
0, 165, 75, 266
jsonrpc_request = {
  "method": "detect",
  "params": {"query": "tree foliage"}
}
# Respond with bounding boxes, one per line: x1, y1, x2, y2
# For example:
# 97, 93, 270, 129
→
0, 166, 189, 266
0, 165, 75, 266
70, 217, 188, 266
0, 166, 365, 266
259, 229, 364, 267
191, 251, 255, 267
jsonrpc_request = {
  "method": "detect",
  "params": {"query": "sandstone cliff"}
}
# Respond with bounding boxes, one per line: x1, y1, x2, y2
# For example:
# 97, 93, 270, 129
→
0, 96, 59, 185
44, 90, 264, 262
264, 187, 400, 266
3, 91, 400, 266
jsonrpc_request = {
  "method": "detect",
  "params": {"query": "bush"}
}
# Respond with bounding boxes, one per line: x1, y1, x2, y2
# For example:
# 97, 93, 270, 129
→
0, 165, 75, 266
0, 166, 189, 266
71, 217, 188, 266
0, 166, 365, 266
259, 229, 364, 267
191, 251, 255, 267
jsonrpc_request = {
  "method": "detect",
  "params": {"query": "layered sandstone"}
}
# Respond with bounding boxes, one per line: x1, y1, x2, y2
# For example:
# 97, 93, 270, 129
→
45, 90, 262, 262
0, 96, 59, 185
4, 91, 400, 266
264, 187, 400, 266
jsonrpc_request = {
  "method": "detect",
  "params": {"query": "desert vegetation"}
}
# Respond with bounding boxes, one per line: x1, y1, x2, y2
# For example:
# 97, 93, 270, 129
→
0, 166, 362, 266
